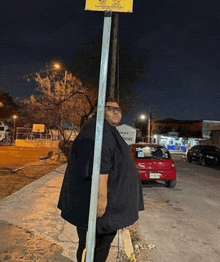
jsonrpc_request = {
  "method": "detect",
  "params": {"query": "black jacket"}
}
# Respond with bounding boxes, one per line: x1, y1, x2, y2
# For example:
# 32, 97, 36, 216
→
57, 117, 144, 234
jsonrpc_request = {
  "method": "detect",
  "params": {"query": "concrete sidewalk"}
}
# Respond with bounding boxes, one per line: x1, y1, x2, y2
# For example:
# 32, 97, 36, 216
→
0, 164, 118, 261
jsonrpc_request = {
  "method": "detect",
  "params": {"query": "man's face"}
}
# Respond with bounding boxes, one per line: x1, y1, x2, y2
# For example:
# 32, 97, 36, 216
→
105, 102, 122, 127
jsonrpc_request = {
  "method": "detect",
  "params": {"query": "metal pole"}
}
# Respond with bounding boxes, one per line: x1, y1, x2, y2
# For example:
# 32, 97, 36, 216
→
85, 11, 112, 262
148, 113, 151, 143
58, 70, 67, 159
13, 119, 16, 144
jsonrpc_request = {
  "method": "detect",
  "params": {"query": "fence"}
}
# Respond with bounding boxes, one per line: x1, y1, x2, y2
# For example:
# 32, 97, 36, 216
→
15, 127, 78, 148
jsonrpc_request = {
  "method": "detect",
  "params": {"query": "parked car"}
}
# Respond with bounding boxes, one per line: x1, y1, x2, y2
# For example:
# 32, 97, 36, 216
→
131, 143, 177, 188
187, 145, 220, 167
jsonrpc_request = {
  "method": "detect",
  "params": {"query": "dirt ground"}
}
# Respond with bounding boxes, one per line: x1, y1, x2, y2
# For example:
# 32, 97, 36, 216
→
0, 220, 71, 262
0, 164, 66, 200
0, 146, 66, 200
0, 146, 70, 262
0, 146, 150, 262
0, 146, 60, 169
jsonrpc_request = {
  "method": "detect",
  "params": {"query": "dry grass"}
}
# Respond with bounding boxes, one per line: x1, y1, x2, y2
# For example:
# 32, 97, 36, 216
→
0, 163, 65, 200
0, 146, 67, 200
128, 223, 152, 262
0, 147, 70, 261
0, 146, 59, 168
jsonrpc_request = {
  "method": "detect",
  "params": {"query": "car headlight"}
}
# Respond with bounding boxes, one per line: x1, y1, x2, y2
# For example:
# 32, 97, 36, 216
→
206, 155, 214, 159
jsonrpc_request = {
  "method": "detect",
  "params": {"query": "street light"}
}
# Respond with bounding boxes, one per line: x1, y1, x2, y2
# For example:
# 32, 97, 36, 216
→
58, 68, 67, 160
140, 114, 151, 143
38, 63, 61, 74
54, 63, 60, 69
24, 63, 61, 82
140, 115, 146, 121
0, 102, 3, 121
12, 115, 18, 144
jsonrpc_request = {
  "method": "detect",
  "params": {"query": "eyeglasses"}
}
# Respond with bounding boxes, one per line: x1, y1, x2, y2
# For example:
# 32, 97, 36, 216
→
105, 106, 122, 113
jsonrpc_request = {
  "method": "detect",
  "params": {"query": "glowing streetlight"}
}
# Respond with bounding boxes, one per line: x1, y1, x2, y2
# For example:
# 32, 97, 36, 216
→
12, 115, 18, 144
139, 114, 151, 143
140, 114, 146, 120
38, 63, 61, 74
54, 63, 60, 69
24, 63, 62, 82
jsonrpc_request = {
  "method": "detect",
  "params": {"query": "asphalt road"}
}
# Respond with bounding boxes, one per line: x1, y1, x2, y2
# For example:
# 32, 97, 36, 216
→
138, 155, 220, 262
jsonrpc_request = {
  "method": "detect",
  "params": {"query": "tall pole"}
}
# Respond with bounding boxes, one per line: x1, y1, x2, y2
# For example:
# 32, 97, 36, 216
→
58, 70, 67, 160
148, 113, 151, 143
12, 115, 17, 144
109, 13, 119, 98
13, 119, 16, 142
85, 11, 112, 262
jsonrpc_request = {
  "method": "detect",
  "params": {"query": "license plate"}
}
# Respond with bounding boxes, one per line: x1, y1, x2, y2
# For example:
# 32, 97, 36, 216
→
150, 173, 161, 179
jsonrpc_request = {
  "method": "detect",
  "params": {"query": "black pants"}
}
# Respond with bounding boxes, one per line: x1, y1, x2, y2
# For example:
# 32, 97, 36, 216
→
76, 226, 117, 262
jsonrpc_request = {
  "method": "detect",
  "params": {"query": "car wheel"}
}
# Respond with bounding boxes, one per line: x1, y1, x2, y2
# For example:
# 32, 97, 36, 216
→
201, 157, 206, 166
165, 180, 176, 188
187, 155, 192, 163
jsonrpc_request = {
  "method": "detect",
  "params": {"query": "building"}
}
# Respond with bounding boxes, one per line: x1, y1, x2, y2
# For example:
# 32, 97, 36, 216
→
200, 125, 220, 148
150, 119, 220, 153
203, 121, 220, 139
0, 122, 9, 141
151, 119, 220, 139
209, 125, 220, 148
152, 133, 200, 153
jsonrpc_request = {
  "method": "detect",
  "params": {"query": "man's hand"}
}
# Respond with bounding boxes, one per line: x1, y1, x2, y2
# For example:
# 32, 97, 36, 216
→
97, 174, 109, 218
97, 197, 108, 218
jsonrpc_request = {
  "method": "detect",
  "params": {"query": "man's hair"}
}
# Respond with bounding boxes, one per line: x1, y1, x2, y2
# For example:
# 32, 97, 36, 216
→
80, 97, 119, 128
105, 97, 119, 103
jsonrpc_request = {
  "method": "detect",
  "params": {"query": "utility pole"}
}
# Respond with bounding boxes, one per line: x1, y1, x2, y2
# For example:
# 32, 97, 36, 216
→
84, 1, 133, 261
109, 13, 119, 99
58, 70, 67, 160
85, 12, 112, 262
148, 112, 152, 143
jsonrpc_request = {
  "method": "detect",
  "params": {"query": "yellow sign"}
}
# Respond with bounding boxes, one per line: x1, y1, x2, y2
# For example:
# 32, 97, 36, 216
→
85, 0, 133, 13
33, 124, 45, 133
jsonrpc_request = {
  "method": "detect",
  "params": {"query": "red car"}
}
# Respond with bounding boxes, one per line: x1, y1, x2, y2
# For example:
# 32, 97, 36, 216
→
131, 143, 177, 188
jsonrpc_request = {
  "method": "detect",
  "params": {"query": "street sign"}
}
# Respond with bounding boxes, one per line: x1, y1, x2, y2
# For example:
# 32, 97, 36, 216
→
116, 124, 137, 145
85, 0, 133, 13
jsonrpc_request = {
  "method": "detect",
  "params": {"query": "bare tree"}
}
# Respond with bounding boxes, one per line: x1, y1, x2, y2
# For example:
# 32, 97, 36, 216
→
22, 71, 97, 158
0, 92, 19, 124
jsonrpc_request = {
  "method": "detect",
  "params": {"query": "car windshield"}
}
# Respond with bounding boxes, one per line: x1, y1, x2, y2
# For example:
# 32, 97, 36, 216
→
135, 146, 170, 159
202, 147, 220, 153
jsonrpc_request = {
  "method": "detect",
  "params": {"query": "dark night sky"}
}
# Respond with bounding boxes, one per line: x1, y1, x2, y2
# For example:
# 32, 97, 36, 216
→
1, 0, 220, 124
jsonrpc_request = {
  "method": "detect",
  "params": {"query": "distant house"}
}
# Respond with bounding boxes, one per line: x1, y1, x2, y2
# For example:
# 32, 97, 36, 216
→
150, 119, 220, 153
151, 119, 220, 139
209, 125, 220, 148
203, 121, 220, 139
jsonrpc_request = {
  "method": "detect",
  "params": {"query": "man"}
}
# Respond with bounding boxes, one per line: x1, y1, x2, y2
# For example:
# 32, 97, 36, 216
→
58, 98, 144, 262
